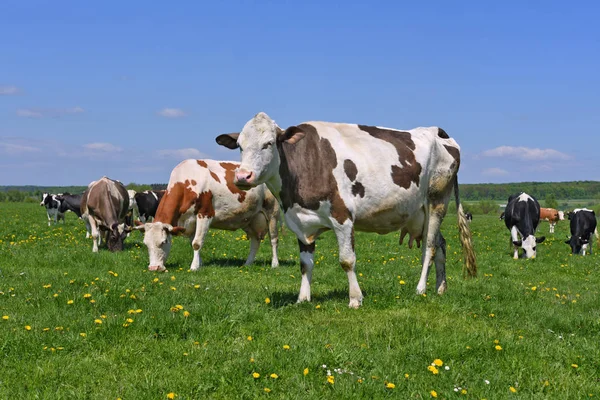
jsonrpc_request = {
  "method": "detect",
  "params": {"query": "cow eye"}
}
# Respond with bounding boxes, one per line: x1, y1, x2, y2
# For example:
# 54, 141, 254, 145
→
262, 141, 273, 150
532, 246, 536, 251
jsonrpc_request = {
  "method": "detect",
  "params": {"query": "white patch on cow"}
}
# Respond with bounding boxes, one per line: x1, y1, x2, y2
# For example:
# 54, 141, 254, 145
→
140, 222, 173, 272
521, 235, 537, 258
511, 226, 521, 259
558, 211, 564, 220
298, 251, 314, 303
518, 193, 533, 202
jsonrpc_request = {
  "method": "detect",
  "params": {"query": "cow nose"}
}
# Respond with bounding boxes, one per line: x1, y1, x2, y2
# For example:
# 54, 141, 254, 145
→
235, 169, 255, 185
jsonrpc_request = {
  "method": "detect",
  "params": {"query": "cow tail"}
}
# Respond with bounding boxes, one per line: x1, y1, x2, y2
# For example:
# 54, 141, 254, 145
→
454, 175, 477, 278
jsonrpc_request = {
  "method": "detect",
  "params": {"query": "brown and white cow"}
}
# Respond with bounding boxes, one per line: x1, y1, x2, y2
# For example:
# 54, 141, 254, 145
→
81, 177, 130, 252
134, 159, 280, 272
216, 112, 477, 308
539, 207, 564, 233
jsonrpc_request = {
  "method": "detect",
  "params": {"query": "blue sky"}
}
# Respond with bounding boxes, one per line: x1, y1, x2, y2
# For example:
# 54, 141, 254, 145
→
1, 1, 599, 186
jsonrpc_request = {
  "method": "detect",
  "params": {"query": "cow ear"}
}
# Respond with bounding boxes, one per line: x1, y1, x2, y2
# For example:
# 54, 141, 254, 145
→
536, 236, 546, 243
215, 133, 240, 149
564, 239, 570, 244
134, 220, 144, 227
513, 240, 522, 246
171, 226, 186, 236
133, 223, 147, 232
278, 126, 306, 144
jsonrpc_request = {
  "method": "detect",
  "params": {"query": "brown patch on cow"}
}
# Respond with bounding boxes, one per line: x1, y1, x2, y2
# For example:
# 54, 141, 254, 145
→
197, 160, 208, 168
437, 128, 450, 139
220, 162, 246, 203
154, 180, 199, 226
444, 145, 460, 169
278, 124, 351, 224
343, 159, 358, 181
195, 191, 215, 218
197, 160, 221, 183
351, 182, 365, 197
210, 172, 220, 183
358, 125, 421, 189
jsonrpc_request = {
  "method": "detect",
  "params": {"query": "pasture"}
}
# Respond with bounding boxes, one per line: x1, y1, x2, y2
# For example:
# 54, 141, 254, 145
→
1, 203, 599, 399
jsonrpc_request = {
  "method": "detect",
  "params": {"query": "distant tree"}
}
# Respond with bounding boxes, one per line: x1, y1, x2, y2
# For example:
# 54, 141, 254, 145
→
0, 192, 6, 202
478, 200, 497, 215
545, 194, 558, 209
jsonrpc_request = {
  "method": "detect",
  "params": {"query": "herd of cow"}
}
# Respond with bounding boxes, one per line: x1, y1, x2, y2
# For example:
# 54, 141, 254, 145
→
37, 112, 597, 308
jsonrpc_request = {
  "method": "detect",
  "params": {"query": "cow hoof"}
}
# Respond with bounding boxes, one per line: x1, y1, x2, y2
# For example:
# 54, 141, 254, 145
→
437, 281, 447, 295
297, 296, 310, 303
189, 265, 201, 271
148, 265, 166, 272
416, 285, 427, 295
271, 262, 279, 269
348, 298, 362, 309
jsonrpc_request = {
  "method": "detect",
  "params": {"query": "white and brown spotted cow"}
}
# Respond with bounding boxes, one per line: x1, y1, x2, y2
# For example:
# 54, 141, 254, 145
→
81, 177, 130, 252
539, 207, 564, 233
216, 112, 477, 308
134, 159, 280, 272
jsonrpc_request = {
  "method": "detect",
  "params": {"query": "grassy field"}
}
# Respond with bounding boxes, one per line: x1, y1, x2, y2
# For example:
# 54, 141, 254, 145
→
1, 203, 599, 399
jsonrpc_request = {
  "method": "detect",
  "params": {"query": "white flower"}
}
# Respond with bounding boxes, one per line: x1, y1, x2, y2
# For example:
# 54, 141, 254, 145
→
485, 380, 490, 385
445, 366, 450, 370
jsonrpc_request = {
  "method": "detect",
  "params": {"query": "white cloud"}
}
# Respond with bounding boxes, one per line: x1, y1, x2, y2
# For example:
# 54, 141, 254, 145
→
481, 146, 570, 161
157, 148, 207, 160
16, 107, 85, 118
83, 143, 123, 153
157, 108, 187, 118
482, 167, 509, 176
0, 86, 20, 95
0, 142, 41, 154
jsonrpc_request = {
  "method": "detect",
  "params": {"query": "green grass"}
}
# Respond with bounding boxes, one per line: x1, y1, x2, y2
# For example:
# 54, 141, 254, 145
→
1, 203, 599, 399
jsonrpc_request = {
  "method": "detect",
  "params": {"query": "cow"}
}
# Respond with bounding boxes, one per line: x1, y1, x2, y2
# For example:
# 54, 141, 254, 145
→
539, 207, 564, 233
40, 193, 65, 226
564, 208, 597, 255
499, 211, 505, 220
465, 212, 473, 222
56, 193, 92, 237
133, 159, 280, 272
216, 112, 476, 308
80, 177, 130, 252
503, 193, 545, 259
134, 190, 166, 223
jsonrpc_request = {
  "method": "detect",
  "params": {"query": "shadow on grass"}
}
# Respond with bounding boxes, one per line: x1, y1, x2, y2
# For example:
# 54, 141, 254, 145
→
270, 288, 356, 308
201, 257, 296, 268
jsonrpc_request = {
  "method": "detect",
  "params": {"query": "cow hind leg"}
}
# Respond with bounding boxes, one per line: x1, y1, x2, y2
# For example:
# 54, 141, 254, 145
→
268, 212, 280, 268
433, 233, 448, 294
549, 222, 555, 234
297, 240, 316, 303
333, 221, 363, 308
243, 228, 261, 266
416, 203, 446, 295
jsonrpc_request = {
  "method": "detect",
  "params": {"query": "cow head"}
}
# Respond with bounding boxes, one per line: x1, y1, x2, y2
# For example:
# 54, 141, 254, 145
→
106, 223, 130, 252
565, 235, 589, 255
513, 235, 545, 258
41, 192, 49, 206
557, 211, 565, 221
216, 112, 306, 190
134, 221, 186, 271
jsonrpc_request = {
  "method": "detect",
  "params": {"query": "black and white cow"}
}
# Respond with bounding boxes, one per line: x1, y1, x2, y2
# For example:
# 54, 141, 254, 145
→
465, 212, 473, 222
134, 190, 165, 223
217, 112, 477, 308
565, 208, 597, 255
56, 193, 92, 237
503, 193, 545, 259
40, 193, 65, 226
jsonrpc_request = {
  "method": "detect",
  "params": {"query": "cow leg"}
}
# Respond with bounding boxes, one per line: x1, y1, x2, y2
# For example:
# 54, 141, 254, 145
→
83, 217, 91, 238
433, 233, 448, 294
243, 228, 261, 266
46, 211, 52, 227
511, 226, 520, 259
268, 212, 280, 268
333, 221, 363, 308
416, 203, 446, 295
297, 240, 315, 303
88, 217, 100, 253
190, 216, 212, 271
549, 222, 555, 233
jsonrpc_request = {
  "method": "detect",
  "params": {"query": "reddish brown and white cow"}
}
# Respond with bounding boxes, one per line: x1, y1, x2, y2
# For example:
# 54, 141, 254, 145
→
539, 207, 564, 233
81, 177, 130, 252
134, 159, 280, 272
217, 112, 476, 308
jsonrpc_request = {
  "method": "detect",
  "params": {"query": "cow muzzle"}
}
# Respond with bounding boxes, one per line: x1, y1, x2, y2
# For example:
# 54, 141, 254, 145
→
234, 169, 256, 188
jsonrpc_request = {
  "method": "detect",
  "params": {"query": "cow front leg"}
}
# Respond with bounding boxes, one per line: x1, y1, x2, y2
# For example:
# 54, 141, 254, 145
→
297, 240, 315, 303
434, 233, 447, 294
243, 229, 260, 266
190, 216, 211, 271
417, 204, 445, 295
88, 217, 100, 253
549, 222, 555, 234
333, 221, 362, 308
268, 212, 280, 268
511, 226, 520, 259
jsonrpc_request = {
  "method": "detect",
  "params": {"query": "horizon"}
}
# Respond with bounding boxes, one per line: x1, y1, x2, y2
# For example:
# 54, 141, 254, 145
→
2, 1, 599, 186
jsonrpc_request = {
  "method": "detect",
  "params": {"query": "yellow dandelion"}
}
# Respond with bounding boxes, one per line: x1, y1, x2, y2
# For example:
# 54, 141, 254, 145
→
264, 297, 271, 304
2, 315, 8, 321
263, 388, 271, 393
175, 304, 183, 310
247, 336, 253, 341
461, 389, 467, 394
315, 305, 321, 309
399, 280, 406, 285
166, 393, 176, 399
80, 333, 86, 337
386, 382, 396, 389
94, 319, 102, 325
282, 345, 290, 350
303, 368, 309, 376
170, 275, 176, 281
67, 300, 74, 305
571, 364, 578, 368
531, 286, 537, 291
183, 311, 190, 318
427, 365, 439, 375
433, 359, 443, 367
250, 358, 255, 363
83, 293, 92, 298
126, 318, 134, 323
270, 373, 278, 379
509, 386, 517, 393
494, 339, 500, 344
327, 375, 335, 384
253, 372, 260, 379
25, 325, 32, 331
404, 373, 410, 378
430, 390, 438, 398
495, 345, 502, 351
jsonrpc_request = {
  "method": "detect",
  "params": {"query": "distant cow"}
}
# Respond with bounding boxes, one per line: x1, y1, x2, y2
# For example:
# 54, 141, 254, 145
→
56, 193, 91, 237
80, 177, 130, 252
539, 207, 564, 233
565, 208, 597, 255
465, 212, 473, 222
134, 159, 280, 272
217, 112, 476, 308
504, 193, 545, 259
134, 190, 166, 223
40, 193, 65, 226
499, 211, 505, 220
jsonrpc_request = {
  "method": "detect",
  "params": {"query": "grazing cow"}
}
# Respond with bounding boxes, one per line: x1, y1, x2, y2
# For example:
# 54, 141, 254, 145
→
134, 159, 280, 272
80, 177, 130, 252
539, 207, 564, 233
503, 193, 545, 259
216, 112, 476, 308
465, 212, 473, 222
56, 193, 92, 237
40, 193, 65, 226
134, 190, 166, 223
565, 208, 597, 255
499, 211, 505, 220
